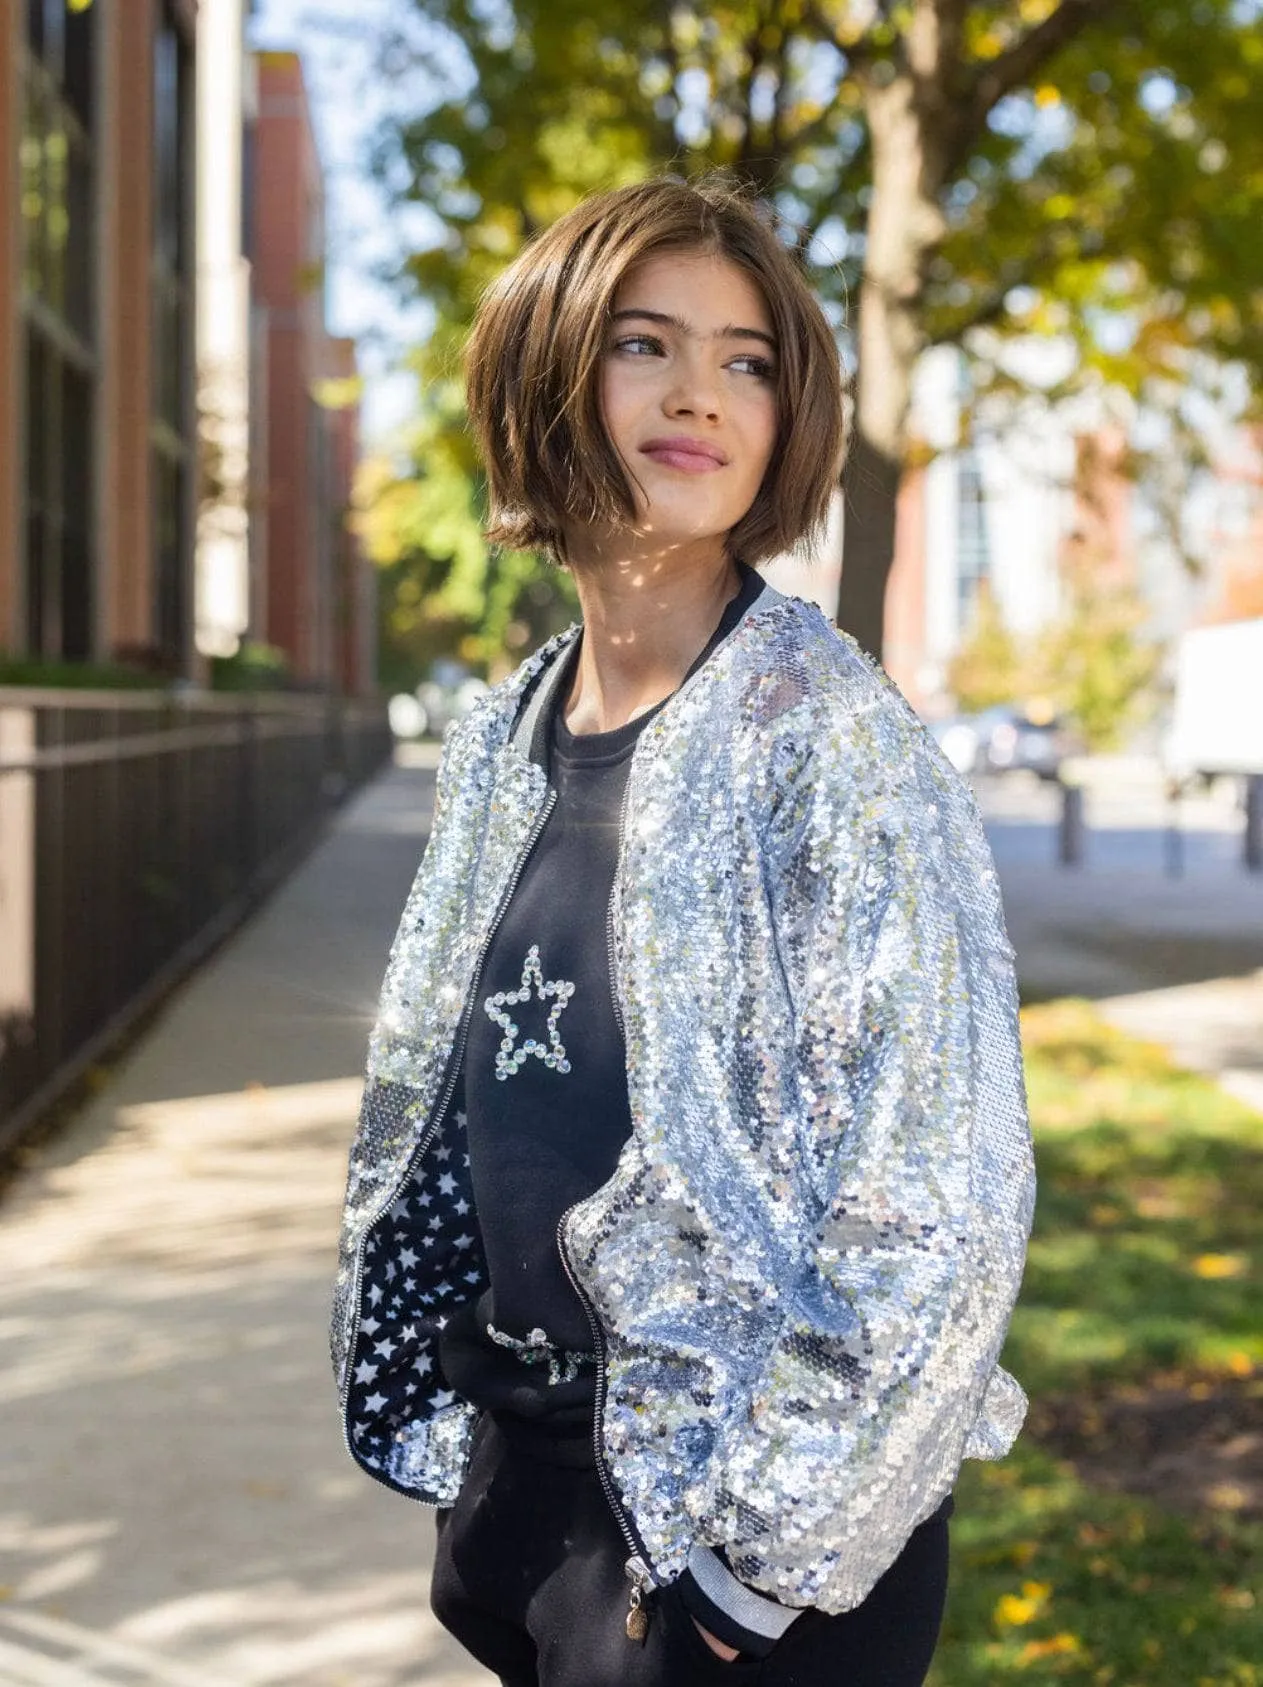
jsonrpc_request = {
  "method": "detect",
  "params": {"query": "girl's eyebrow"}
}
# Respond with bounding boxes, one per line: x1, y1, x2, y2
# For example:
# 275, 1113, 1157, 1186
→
611, 307, 778, 351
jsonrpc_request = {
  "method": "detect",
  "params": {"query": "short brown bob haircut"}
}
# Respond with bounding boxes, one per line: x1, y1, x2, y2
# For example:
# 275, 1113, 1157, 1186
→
465, 176, 846, 567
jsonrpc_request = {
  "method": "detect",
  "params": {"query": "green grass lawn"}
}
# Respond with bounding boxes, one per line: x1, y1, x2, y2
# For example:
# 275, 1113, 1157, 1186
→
930, 1001, 1263, 1687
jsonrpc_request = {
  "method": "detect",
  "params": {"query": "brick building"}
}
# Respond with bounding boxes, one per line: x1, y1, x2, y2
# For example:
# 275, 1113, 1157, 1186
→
0, 0, 198, 672
250, 50, 373, 693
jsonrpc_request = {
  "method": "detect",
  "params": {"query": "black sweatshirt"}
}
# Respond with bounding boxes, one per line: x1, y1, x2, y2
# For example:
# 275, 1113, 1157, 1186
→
440, 567, 766, 1428
440, 569, 816, 1656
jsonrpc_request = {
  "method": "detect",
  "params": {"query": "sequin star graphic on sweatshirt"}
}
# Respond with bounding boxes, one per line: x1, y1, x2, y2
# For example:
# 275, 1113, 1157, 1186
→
484, 945, 574, 1080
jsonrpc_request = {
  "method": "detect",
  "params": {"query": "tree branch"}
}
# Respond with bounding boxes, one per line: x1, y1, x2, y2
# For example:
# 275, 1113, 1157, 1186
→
925, 226, 1106, 345
965, 0, 1110, 132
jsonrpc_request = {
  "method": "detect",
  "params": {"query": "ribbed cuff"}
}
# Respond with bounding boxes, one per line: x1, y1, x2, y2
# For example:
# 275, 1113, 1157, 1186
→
674, 1546, 803, 1660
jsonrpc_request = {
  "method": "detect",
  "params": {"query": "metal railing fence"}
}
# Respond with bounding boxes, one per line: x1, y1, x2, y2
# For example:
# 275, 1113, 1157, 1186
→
0, 688, 392, 1150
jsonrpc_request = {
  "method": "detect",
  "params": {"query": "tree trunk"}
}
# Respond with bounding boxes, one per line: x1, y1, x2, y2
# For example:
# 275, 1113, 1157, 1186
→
836, 428, 903, 660
834, 10, 957, 662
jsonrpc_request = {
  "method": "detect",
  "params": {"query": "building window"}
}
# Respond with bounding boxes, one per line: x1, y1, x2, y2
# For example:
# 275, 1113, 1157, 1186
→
151, 1, 193, 668
20, 0, 97, 658
956, 453, 992, 626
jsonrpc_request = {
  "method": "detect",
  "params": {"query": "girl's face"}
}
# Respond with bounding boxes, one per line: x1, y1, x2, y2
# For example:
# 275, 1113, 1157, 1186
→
598, 250, 779, 556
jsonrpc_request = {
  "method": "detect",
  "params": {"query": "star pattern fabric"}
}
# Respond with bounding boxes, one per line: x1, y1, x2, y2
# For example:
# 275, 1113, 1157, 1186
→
484, 944, 575, 1080
345, 1090, 487, 1472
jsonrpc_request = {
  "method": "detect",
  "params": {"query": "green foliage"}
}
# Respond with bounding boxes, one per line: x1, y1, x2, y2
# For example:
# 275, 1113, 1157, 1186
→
380, 0, 1263, 392
931, 5, 1263, 380
1032, 564, 1162, 752
1011, 999, 1263, 1395
930, 999, 1263, 1684
355, 390, 577, 688
0, 656, 163, 690
208, 641, 292, 692
945, 568, 1161, 750
366, 0, 1263, 654
947, 586, 1026, 713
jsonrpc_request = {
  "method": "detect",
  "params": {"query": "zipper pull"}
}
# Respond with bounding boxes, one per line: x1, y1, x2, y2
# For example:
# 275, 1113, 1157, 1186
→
624, 1555, 653, 1643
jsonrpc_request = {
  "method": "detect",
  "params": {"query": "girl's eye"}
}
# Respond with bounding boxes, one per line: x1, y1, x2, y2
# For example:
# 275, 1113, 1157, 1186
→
729, 354, 777, 382
613, 334, 664, 356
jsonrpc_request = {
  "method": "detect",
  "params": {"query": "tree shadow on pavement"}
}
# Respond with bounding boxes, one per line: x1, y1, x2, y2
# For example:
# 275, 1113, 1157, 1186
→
0, 1077, 493, 1687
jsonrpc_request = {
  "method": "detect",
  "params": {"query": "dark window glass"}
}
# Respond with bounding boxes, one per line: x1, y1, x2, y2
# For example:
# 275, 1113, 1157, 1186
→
151, 3, 193, 670
26, 0, 46, 55
42, 121, 68, 316
24, 321, 97, 659
25, 330, 48, 653
152, 4, 189, 427
153, 453, 186, 663
20, 13, 97, 659
62, 362, 94, 659
153, 19, 183, 273
28, 0, 65, 69
20, 76, 45, 299
65, 128, 93, 338
64, 2, 95, 128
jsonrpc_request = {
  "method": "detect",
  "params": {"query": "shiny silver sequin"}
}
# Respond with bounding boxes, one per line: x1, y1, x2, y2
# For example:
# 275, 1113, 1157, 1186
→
333, 588, 1035, 1614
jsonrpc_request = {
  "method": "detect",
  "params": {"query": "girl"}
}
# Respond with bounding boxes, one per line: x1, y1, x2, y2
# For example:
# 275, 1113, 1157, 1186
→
332, 177, 1034, 1687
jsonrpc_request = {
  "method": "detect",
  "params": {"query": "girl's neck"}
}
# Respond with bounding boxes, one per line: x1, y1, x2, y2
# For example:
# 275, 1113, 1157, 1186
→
561, 537, 741, 735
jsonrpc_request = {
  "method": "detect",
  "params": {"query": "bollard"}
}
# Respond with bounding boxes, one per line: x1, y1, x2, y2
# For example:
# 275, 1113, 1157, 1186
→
1164, 779, 1185, 879
1058, 780, 1085, 868
1246, 774, 1263, 873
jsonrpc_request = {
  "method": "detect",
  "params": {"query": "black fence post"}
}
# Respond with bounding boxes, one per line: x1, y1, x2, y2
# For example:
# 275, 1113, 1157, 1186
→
1163, 778, 1185, 879
1246, 774, 1263, 873
1058, 779, 1085, 868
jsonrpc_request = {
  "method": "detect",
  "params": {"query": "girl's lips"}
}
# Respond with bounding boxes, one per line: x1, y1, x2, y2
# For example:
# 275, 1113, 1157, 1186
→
639, 440, 728, 474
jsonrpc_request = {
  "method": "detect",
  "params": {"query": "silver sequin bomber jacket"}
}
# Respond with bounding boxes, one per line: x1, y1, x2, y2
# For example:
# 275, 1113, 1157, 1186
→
331, 585, 1035, 1617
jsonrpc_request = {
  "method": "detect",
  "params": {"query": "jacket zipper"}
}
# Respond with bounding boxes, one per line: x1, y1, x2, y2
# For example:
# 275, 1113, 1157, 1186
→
556, 1207, 656, 1633
565, 774, 656, 1634
604, 775, 632, 1044
342, 787, 558, 1482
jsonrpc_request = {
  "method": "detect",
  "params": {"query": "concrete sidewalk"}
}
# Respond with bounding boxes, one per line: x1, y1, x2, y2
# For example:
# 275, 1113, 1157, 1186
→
0, 758, 492, 1687
3, 754, 1261, 1687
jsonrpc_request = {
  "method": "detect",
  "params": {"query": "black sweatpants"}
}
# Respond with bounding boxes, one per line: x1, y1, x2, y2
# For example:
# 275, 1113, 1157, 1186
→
430, 1415, 951, 1687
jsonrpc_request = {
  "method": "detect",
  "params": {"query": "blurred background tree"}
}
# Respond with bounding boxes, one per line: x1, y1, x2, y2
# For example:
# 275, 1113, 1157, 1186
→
1032, 557, 1163, 751
947, 562, 1162, 748
367, 0, 1263, 664
354, 381, 578, 687
946, 583, 1024, 713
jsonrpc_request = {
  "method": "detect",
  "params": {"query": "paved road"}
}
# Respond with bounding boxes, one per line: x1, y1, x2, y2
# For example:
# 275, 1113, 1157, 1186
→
2, 752, 1260, 1687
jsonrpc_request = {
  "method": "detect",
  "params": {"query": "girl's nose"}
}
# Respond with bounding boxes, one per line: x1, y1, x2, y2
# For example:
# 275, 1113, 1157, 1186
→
663, 355, 722, 422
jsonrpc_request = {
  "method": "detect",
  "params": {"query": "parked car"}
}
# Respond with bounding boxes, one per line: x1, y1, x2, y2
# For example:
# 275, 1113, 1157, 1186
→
977, 706, 1071, 781
928, 705, 1073, 782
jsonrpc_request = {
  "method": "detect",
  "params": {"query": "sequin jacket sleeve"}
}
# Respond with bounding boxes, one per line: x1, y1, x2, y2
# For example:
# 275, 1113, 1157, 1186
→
686, 689, 1034, 1611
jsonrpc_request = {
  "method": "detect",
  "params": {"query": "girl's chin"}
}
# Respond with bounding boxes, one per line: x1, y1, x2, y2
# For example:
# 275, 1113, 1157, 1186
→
573, 519, 737, 561
628, 508, 744, 551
